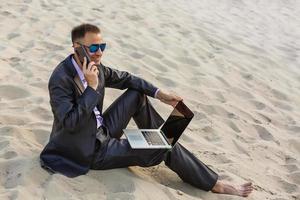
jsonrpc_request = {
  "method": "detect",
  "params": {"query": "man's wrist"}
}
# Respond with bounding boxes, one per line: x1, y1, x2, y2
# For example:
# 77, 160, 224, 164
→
154, 89, 160, 99
88, 84, 98, 91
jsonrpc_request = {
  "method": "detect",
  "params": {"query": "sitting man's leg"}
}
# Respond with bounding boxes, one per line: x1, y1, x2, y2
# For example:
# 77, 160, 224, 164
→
91, 89, 166, 169
166, 143, 253, 197
102, 89, 164, 139
91, 89, 253, 197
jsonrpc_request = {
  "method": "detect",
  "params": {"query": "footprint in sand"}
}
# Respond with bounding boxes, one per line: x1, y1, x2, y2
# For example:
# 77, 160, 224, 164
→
271, 89, 288, 101
8, 190, 18, 200
39, 0, 55, 11
0, 126, 14, 137
30, 106, 53, 121
30, 128, 50, 145
130, 52, 145, 59
19, 40, 35, 53
250, 100, 266, 110
98, 170, 136, 198
40, 41, 64, 51
271, 100, 293, 111
231, 87, 254, 99
156, 76, 177, 87
180, 134, 194, 143
232, 139, 250, 156
119, 41, 138, 51
126, 14, 143, 21
175, 56, 200, 66
240, 72, 254, 81
199, 104, 237, 120
215, 76, 230, 87
92, 8, 104, 12
0, 85, 30, 100
227, 121, 241, 133
141, 48, 164, 59
269, 174, 299, 194
283, 164, 299, 173
287, 125, 300, 134
205, 152, 232, 164
288, 139, 300, 154
278, 179, 298, 194
3, 151, 18, 159
218, 173, 234, 181
29, 81, 48, 90
256, 112, 272, 124
142, 56, 169, 72
201, 126, 221, 142
289, 171, 300, 185
0, 140, 9, 151
72, 11, 83, 17
2, 161, 24, 189
7, 33, 20, 40
197, 104, 217, 115
227, 112, 239, 119
1, 10, 13, 17
254, 125, 275, 141
9, 57, 21, 63
0, 114, 29, 126
161, 58, 178, 70
285, 155, 298, 165
212, 91, 226, 103
0, 44, 5, 52
192, 111, 207, 121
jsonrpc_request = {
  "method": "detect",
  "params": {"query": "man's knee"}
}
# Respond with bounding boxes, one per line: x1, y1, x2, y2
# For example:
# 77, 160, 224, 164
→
126, 89, 145, 98
125, 89, 147, 106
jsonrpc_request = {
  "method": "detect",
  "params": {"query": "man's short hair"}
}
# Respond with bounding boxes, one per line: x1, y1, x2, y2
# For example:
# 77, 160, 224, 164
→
71, 23, 101, 43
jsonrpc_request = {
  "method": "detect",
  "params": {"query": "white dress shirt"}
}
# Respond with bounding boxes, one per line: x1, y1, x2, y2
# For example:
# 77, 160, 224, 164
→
71, 57, 103, 128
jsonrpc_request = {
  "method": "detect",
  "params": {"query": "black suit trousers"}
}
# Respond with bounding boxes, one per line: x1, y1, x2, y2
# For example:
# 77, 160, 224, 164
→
90, 89, 218, 191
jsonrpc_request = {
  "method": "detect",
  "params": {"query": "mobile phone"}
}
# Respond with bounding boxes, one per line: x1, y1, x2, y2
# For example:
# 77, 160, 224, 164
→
75, 45, 91, 67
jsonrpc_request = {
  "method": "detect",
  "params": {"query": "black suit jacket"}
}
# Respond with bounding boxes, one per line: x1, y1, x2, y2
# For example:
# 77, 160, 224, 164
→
40, 54, 158, 177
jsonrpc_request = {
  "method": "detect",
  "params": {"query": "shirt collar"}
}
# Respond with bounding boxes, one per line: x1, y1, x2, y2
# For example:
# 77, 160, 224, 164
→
71, 56, 86, 82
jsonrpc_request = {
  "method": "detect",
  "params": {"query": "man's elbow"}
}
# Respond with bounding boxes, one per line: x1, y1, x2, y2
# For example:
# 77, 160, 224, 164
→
62, 117, 82, 133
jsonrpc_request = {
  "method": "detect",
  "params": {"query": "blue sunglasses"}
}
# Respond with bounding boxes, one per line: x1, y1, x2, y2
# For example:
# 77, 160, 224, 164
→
76, 42, 106, 53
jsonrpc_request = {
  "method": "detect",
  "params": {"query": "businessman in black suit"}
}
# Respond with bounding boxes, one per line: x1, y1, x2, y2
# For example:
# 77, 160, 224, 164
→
40, 23, 253, 197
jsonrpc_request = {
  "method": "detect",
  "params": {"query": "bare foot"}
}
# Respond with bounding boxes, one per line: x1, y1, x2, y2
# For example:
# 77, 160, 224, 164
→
211, 181, 253, 197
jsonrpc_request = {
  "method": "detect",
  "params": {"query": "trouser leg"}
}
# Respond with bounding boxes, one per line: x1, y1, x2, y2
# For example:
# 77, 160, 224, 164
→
92, 139, 218, 191
102, 89, 164, 139
91, 89, 218, 191
165, 143, 218, 191
91, 89, 166, 168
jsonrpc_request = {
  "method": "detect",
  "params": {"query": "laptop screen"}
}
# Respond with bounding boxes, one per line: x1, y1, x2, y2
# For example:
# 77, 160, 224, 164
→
160, 101, 194, 146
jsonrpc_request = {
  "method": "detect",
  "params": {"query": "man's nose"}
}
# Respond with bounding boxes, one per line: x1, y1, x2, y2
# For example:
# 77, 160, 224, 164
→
95, 48, 102, 56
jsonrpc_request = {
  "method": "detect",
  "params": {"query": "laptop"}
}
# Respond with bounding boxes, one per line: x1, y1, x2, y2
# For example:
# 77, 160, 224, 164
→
123, 101, 194, 149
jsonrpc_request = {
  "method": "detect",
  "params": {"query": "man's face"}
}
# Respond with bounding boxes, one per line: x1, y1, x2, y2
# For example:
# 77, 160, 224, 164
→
74, 32, 103, 65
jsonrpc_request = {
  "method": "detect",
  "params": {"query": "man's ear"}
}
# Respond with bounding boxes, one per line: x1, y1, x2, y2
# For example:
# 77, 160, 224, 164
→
72, 43, 77, 48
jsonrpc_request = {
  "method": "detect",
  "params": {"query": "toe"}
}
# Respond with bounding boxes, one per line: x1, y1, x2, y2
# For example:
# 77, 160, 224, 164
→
242, 182, 252, 187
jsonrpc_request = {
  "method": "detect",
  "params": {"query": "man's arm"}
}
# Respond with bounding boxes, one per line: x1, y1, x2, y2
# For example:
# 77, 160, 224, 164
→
49, 75, 100, 132
103, 65, 158, 98
155, 89, 182, 107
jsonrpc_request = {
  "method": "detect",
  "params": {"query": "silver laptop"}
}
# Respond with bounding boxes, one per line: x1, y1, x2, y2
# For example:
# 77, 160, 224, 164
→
123, 101, 194, 149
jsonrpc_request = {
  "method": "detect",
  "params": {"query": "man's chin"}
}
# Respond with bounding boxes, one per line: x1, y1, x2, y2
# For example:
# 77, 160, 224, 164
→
93, 60, 101, 65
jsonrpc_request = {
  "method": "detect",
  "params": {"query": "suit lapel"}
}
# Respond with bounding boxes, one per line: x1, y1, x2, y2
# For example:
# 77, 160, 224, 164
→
74, 75, 85, 95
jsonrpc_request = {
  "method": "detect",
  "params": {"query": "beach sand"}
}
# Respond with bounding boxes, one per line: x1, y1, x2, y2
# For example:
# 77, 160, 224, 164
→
0, 0, 299, 199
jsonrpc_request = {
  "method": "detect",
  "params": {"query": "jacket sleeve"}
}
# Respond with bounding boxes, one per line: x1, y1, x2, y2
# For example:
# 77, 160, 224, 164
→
103, 64, 159, 97
48, 75, 100, 132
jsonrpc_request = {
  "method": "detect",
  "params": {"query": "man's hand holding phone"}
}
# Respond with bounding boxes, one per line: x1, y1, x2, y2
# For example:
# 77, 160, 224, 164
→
82, 57, 99, 91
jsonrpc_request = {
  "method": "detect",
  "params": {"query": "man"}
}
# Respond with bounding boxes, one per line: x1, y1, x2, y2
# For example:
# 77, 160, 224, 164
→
40, 23, 253, 197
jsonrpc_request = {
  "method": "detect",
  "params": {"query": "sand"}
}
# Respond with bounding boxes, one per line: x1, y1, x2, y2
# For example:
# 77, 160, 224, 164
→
0, 0, 299, 199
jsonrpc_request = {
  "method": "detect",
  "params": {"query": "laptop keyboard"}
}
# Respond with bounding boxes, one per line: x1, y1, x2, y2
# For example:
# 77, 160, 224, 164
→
142, 131, 165, 145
